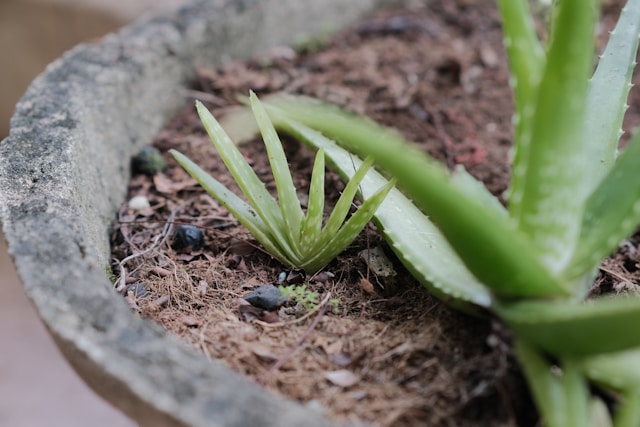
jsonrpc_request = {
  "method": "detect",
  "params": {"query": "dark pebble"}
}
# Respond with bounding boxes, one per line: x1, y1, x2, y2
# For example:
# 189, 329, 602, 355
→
131, 146, 166, 176
172, 225, 204, 252
243, 285, 287, 311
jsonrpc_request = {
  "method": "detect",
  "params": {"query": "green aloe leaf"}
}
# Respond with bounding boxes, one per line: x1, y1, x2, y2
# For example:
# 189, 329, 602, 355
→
249, 92, 304, 253
515, 340, 590, 427
497, 0, 544, 209
615, 392, 640, 427
581, 0, 640, 197
581, 348, 640, 392
195, 101, 293, 257
566, 130, 640, 279
515, 340, 565, 427
301, 177, 395, 273
589, 397, 613, 427
264, 96, 567, 299
497, 0, 544, 116
170, 149, 295, 264
497, 296, 640, 356
511, 0, 596, 273
317, 156, 376, 245
300, 148, 326, 252
451, 165, 507, 219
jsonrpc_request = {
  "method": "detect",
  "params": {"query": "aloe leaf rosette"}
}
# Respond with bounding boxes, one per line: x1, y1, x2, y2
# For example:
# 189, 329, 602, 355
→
171, 93, 393, 274
220, 100, 495, 311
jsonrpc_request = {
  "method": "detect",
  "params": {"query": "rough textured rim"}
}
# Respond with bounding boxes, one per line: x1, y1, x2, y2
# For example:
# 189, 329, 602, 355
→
0, 0, 395, 425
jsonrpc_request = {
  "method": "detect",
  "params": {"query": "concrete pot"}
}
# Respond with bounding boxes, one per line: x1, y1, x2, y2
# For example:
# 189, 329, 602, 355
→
0, 1, 394, 425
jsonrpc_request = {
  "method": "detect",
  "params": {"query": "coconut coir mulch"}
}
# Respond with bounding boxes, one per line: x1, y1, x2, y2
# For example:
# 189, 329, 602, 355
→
110, 1, 640, 426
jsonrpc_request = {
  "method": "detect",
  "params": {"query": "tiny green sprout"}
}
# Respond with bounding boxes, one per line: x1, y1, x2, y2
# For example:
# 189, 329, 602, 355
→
170, 92, 394, 274
329, 298, 339, 313
105, 265, 116, 284
278, 284, 320, 311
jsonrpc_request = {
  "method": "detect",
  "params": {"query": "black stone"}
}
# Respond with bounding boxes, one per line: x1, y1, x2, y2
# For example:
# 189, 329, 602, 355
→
172, 225, 204, 252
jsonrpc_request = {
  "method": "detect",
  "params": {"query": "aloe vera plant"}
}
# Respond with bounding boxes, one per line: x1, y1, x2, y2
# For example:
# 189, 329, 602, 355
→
214, 0, 640, 425
170, 93, 393, 274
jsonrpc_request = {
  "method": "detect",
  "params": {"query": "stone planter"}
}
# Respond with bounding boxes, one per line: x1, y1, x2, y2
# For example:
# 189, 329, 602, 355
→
0, 1, 394, 425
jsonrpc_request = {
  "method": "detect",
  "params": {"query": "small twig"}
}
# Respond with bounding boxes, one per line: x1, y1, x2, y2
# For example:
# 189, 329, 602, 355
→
259, 293, 332, 384
182, 89, 226, 106
599, 265, 633, 284
115, 207, 180, 292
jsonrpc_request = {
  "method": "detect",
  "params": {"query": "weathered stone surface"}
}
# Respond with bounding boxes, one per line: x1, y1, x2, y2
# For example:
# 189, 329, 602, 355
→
0, 0, 397, 425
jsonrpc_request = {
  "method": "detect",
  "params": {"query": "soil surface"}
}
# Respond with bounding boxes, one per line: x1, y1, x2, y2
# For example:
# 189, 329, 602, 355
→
110, 1, 640, 426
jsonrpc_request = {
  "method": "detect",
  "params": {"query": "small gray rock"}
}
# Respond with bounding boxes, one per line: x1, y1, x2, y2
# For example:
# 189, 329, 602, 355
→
125, 282, 150, 298
243, 285, 286, 311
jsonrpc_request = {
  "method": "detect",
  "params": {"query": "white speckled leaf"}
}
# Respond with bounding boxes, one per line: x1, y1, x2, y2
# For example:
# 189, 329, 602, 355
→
451, 165, 507, 219
566, 131, 640, 279
512, 1, 596, 273
581, 0, 640, 197
497, 0, 544, 213
498, 296, 640, 356
581, 348, 640, 392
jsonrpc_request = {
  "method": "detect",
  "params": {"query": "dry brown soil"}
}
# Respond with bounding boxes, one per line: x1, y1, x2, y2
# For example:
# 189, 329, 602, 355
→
110, 1, 640, 426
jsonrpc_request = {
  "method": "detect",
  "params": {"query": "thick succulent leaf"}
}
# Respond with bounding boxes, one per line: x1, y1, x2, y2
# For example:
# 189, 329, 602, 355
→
300, 179, 395, 273
511, 0, 596, 273
300, 148, 325, 252
269, 117, 495, 309
497, 0, 544, 208
515, 341, 565, 427
581, 348, 640, 392
589, 397, 613, 427
194, 101, 292, 252
451, 165, 507, 218
497, 296, 640, 356
515, 340, 590, 427
318, 156, 375, 245
581, 0, 640, 197
562, 362, 590, 427
170, 150, 297, 265
565, 130, 640, 279
264, 97, 567, 299
249, 92, 304, 253
497, 0, 544, 116
614, 392, 640, 427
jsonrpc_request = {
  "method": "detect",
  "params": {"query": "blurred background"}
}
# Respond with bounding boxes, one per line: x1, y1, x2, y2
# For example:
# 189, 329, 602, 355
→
1, 0, 184, 425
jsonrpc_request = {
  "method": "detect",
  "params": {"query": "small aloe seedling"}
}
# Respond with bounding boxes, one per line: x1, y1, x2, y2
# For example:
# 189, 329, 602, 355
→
170, 93, 393, 274
226, 0, 640, 425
